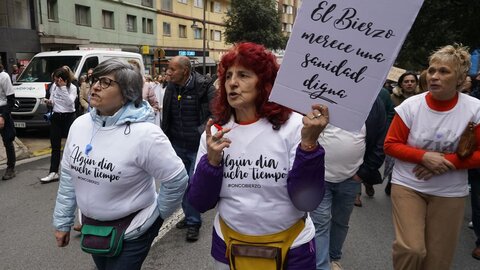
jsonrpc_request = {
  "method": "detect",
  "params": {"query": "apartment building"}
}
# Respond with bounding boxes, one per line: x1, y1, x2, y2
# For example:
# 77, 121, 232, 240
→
0, 0, 40, 73
156, 0, 300, 75
38, 0, 158, 71
0, 0, 300, 76
155, 0, 230, 75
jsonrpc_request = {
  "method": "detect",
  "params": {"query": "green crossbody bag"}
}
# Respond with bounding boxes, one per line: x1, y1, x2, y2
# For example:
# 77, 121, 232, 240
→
80, 224, 123, 257
80, 211, 138, 257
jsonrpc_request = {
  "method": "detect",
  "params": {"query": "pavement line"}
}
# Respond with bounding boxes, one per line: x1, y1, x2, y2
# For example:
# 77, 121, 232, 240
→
32, 148, 52, 157
152, 209, 185, 246
0, 154, 50, 170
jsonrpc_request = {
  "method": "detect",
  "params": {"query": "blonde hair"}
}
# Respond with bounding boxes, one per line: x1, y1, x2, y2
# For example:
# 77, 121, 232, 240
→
428, 44, 471, 82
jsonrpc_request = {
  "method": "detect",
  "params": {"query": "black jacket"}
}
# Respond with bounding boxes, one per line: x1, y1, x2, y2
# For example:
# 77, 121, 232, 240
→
356, 96, 387, 185
161, 72, 215, 150
0, 94, 16, 142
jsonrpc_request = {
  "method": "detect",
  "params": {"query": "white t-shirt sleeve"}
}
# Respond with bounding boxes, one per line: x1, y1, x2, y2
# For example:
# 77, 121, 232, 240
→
142, 127, 185, 182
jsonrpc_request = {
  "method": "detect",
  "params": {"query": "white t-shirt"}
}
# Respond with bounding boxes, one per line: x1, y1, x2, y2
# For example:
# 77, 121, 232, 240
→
195, 113, 316, 248
51, 83, 77, 113
0, 71, 13, 107
393, 93, 480, 197
319, 124, 366, 183
62, 114, 185, 231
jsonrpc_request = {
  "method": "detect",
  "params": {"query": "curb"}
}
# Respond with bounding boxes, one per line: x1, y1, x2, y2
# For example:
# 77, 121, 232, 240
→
152, 209, 185, 246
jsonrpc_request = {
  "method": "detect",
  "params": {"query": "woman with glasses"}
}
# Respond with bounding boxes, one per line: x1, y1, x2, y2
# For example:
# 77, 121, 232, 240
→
40, 67, 78, 183
52, 58, 188, 270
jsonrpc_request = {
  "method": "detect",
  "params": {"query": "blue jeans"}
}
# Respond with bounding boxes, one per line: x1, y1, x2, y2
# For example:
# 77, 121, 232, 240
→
91, 216, 163, 270
172, 144, 201, 226
310, 178, 360, 270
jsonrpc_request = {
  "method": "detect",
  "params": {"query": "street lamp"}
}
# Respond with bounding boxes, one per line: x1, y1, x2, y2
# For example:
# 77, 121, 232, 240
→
190, 0, 207, 75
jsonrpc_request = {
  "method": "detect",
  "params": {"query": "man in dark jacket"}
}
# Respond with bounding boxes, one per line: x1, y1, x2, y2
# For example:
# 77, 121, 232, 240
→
162, 56, 215, 242
0, 64, 16, 180
310, 96, 386, 270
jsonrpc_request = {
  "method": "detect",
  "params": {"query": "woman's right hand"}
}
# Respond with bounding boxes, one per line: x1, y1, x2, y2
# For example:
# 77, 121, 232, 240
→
205, 119, 232, 166
420, 151, 456, 175
301, 104, 329, 151
55, 230, 70, 247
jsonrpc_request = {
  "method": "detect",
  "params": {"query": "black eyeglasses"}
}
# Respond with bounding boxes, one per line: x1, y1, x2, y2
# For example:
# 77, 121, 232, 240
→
90, 76, 118, 89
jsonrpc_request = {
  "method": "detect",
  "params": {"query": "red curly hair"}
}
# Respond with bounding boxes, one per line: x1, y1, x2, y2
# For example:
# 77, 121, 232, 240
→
212, 42, 292, 128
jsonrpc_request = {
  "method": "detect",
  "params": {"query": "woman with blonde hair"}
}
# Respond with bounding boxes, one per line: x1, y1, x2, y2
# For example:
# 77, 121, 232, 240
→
385, 44, 480, 269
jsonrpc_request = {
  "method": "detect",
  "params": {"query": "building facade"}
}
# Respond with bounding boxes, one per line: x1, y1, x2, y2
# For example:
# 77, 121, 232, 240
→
0, 0, 301, 76
0, 0, 40, 73
37, 0, 158, 71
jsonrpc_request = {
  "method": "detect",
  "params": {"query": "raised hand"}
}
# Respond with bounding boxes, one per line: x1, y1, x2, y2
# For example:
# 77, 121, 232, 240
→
205, 119, 232, 166
301, 104, 329, 151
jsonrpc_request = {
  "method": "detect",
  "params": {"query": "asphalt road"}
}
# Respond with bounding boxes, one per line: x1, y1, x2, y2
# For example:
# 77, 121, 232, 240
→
142, 185, 480, 270
0, 156, 478, 269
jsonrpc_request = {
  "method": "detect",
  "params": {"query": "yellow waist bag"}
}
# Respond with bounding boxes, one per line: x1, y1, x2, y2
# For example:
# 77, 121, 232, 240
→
219, 216, 305, 270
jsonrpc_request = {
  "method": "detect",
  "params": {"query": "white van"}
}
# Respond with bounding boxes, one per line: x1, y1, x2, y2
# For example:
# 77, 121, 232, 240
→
12, 50, 145, 129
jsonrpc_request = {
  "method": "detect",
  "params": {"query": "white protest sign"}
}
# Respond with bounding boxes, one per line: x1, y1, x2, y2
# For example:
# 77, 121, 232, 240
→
269, 0, 424, 131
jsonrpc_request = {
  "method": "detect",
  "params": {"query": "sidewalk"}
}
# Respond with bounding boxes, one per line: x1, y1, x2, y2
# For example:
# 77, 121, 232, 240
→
0, 137, 47, 167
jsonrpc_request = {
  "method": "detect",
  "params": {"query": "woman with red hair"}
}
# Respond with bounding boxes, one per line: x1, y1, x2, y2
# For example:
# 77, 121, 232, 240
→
187, 42, 328, 269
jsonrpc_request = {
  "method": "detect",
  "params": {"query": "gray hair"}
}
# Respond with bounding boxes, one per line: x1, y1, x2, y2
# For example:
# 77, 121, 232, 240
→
92, 58, 143, 106
173, 56, 192, 72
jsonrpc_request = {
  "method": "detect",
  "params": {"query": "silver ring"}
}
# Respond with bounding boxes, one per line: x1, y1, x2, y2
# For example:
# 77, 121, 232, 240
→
314, 113, 322, 119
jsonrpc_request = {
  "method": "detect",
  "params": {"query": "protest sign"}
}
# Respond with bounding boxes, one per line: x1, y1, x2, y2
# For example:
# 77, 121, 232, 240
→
269, 0, 424, 131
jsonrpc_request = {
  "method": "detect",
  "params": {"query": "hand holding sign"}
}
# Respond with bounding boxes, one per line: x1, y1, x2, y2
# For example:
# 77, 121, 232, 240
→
270, 0, 424, 131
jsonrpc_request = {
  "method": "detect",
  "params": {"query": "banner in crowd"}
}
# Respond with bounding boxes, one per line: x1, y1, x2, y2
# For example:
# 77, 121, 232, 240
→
270, 0, 424, 131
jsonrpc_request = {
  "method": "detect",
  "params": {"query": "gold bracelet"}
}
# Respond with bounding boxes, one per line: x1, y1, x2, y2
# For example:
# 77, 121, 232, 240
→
301, 141, 318, 151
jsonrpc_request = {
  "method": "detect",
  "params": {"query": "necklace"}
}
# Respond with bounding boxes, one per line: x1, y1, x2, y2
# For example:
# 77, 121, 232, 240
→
85, 124, 101, 155
85, 107, 128, 155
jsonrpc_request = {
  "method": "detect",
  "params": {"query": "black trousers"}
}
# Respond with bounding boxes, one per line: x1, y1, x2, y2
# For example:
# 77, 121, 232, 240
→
1, 135, 15, 169
49, 112, 75, 173
469, 169, 480, 247
0, 113, 16, 169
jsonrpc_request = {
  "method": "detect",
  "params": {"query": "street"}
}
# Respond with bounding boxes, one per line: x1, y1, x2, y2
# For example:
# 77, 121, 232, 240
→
0, 155, 478, 269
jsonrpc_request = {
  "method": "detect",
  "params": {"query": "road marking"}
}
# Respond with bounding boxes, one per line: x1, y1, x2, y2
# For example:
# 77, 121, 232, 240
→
151, 209, 184, 246
32, 148, 52, 157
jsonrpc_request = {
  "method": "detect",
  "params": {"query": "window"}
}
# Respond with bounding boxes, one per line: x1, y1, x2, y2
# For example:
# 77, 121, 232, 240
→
163, 22, 171, 36
142, 18, 153, 34
194, 0, 203, 8
210, 30, 221, 41
75, 5, 91, 26
141, 0, 153, 7
179, 25, 187, 38
283, 5, 293, 15
81, 57, 99, 76
47, 0, 58, 21
102, 10, 114, 29
126, 15, 137, 32
212, 1, 221, 13
285, 23, 293, 33
193, 28, 202, 39
177, 0, 187, 3
162, 0, 172, 11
